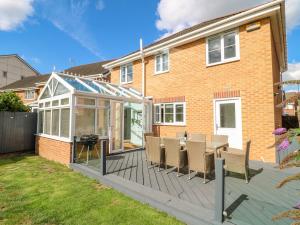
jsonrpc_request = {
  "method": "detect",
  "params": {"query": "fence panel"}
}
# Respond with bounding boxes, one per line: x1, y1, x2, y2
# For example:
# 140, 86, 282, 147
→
0, 112, 37, 154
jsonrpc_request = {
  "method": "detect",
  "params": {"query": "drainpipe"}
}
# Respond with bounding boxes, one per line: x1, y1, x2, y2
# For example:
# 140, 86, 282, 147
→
140, 38, 145, 97
140, 38, 146, 147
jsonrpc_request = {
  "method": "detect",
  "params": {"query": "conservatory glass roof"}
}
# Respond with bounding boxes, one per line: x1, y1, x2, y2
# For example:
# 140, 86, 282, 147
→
39, 72, 144, 101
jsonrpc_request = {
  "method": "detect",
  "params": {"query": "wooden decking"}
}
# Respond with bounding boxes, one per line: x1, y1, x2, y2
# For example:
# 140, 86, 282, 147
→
82, 149, 298, 225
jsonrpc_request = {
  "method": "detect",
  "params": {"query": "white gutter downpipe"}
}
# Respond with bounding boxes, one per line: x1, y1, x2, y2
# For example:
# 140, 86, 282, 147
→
140, 38, 145, 97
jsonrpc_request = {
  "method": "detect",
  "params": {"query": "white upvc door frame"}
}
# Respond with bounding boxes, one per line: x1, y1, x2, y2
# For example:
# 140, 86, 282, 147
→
109, 100, 124, 154
213, 97, 243, 149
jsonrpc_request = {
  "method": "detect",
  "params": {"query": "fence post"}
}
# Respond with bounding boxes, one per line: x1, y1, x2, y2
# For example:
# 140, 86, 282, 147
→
100, 138, 108, 176
72, 136, 77, 163
215, 158, 225, 223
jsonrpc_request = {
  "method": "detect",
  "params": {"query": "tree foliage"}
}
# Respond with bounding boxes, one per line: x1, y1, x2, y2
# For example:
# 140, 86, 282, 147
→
0, 92, 30, 112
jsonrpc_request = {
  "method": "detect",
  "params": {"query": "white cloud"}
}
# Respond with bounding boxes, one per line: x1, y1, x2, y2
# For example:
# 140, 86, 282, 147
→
96, 0, 105, 11
38, 0, 102, 58
283, 63, 300, 81
156, 0, 300, 36
0, 0, 34, 31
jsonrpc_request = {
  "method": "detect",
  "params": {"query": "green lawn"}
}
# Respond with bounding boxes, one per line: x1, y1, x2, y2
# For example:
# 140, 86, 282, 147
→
0, 154, 183, 225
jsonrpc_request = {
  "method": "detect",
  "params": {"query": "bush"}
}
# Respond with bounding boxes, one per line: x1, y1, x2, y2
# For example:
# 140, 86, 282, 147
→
0, 92, 30, 112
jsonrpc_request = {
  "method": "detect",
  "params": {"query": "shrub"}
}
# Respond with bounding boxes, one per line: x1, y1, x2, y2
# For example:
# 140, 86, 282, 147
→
0, 92, 30, 112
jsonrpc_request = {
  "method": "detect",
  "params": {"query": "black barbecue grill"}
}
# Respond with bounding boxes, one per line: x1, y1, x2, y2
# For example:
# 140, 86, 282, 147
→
78, 134, 100, 164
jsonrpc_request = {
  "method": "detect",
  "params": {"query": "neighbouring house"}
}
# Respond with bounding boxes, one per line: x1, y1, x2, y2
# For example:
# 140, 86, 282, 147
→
0, 54, 39, 88
282, 91, 298, 116
63, 60, 112, 82
35, 0, 287, 165
0, 60, 112, 111
0, 74, 50, 110
103, 0, 287, 163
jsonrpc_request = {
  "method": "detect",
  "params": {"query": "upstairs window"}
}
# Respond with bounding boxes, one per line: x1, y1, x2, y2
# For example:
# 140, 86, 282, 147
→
207, 30, 239, 66
25, 90, 35, 99
155, 51, 169, 74
120, 64, 133, 84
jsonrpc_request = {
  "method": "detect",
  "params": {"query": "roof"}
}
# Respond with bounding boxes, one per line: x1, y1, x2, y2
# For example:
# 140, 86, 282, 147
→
0, 74, 50, 91
0, 54, 40, 75
63, 60, 112, 76
104, 0, 286, 71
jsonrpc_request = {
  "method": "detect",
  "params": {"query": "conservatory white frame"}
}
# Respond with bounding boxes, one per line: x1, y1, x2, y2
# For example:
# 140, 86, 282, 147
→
36, 72, 152, 152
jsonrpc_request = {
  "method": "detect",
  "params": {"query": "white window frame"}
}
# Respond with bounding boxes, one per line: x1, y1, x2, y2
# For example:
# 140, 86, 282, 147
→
25, 90, 35, 100
153, 102, 186, 126
120, 63, 133, 84
206, 30, 240, 66
155, 50, 169, 75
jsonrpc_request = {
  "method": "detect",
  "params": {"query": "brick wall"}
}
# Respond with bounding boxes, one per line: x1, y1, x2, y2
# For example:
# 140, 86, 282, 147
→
35, 136, 72, 165
16, 89, 39, 105
111, 18, 281, 162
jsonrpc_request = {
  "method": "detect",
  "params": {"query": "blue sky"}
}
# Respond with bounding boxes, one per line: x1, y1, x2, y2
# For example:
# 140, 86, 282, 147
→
0, 0, 299, 81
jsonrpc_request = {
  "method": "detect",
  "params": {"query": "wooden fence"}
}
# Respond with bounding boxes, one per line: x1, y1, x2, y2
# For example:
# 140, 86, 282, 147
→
0, 112, 37, 154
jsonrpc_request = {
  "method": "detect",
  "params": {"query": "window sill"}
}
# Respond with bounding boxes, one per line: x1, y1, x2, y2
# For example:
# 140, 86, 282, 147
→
154, 70, 169, 76
154, 123, 186, 127
120, 81, 133, 85
206, 58, 240, 67
36, 133, 72, 143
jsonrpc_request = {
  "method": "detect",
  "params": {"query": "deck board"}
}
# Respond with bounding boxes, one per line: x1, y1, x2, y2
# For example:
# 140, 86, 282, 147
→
82, 149, 297, 225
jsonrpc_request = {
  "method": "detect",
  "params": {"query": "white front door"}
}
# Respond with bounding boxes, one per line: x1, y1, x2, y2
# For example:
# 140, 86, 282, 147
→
214, 98, 242, 149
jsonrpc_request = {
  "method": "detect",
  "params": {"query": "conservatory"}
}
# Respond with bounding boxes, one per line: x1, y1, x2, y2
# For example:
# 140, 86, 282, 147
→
36, 72, 152, 165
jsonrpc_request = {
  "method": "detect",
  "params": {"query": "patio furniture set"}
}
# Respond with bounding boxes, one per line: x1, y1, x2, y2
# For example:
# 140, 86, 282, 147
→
144, 132, 251, 183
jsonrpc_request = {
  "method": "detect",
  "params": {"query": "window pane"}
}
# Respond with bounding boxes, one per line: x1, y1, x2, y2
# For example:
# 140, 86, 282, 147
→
44, 110, 51, 135
61, 108, 70, 138
160, 105, 165, 123
39, 103, 43, 108
175, 104, 184, 122
61, 76, 91, 92
208, 36, 221, 51
209, 50, 221, 64
75, 108, 95, 136
224, 33, 236, 47
52, 100, 59, 106
96, 108, 109, 137
40, 87, 51, 99
165, 104, 174, 123
224, 46, 236, 59
156, 55, 161, 72
154, 105, 160, 123
77, 97, 95, 106
127, 64, 133, 82
45, 101, 50, 107
220, 103, 236, 128
162, 53, 169, 71
61, 98, 69, 105
38, 110, 44, 133
54, 83, 69, 96
121, 66, 126, 82
98, 99, 110, 108
52, 109, 59, 136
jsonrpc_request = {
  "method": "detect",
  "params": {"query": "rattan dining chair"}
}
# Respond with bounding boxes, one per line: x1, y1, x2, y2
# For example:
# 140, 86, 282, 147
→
220, 140, 251, 183
164, 138, 185, 176
186, 141, 214, 183
144, 132, 153, 161
146, 136, 163, 171
188, 133, 206, 142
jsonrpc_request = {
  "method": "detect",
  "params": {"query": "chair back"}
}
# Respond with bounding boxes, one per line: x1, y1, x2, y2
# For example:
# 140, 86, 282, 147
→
144, 132, 153, 143
245, 140, 251, 167
164, 138, 181, 167
186, 141, 206, 173
188, 133, 206, 142
211, 134, 228, 144
147, 136, 161, 164
176, 132, 185, 138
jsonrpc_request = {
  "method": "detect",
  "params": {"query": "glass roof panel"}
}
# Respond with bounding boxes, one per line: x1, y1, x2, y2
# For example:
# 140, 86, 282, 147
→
61, 75, 92, 92
81, 79, 109, 95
